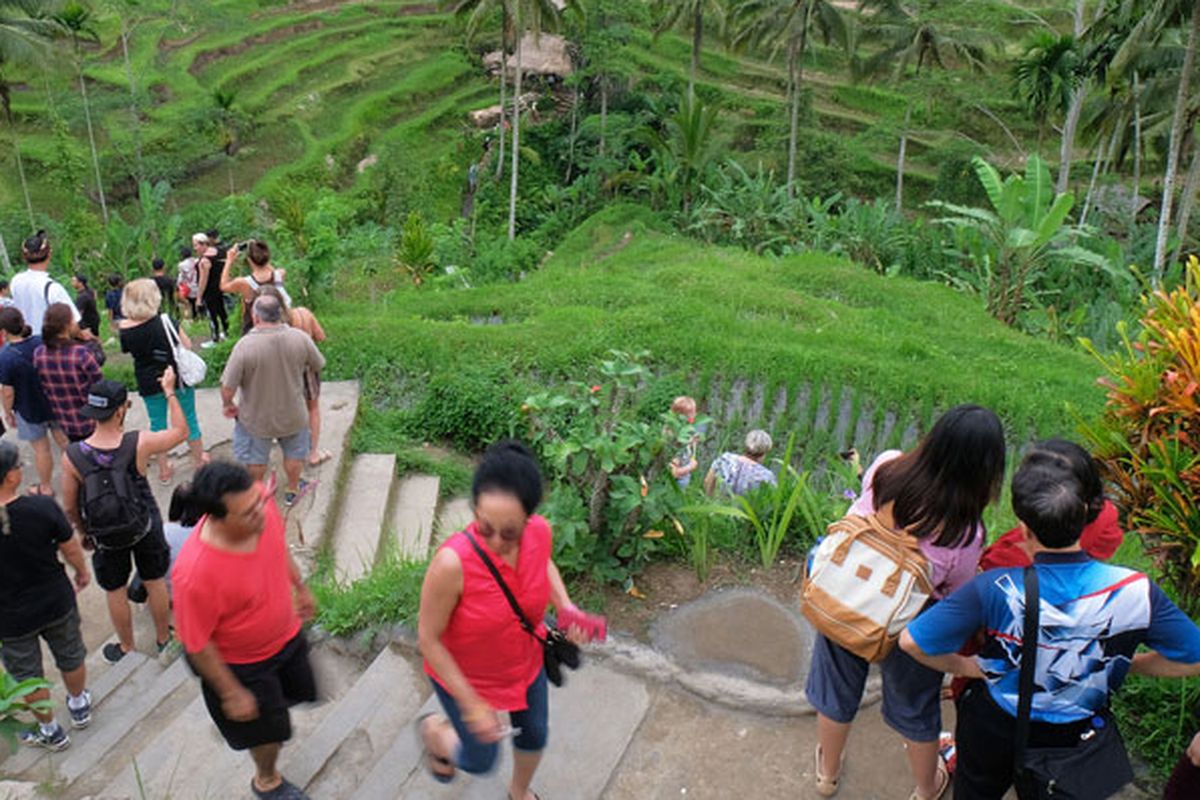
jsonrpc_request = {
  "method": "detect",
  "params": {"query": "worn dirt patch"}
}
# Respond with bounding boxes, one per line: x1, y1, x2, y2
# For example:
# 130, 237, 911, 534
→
582, 557, 805, 642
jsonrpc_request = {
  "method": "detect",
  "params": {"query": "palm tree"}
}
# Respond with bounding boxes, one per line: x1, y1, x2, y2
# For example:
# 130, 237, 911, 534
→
504, 0, 577, 240
1012, 31, 1082, 153
733, 0, 847, 198
0, 0, 59, 227
853, 0, 996, 209
212, 88, 241, 196
655, 0, 727, 101
446, 0, 514, 181
1098, 0, 1200, 278
100, 0, 145, 184
54, 0, 107, 225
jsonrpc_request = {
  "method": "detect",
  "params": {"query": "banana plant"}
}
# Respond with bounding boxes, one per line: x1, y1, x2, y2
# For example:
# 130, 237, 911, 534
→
929, 154, 1116, 327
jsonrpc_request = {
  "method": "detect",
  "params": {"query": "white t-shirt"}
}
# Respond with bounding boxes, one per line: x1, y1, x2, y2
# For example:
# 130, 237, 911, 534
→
10, 269, 80, 336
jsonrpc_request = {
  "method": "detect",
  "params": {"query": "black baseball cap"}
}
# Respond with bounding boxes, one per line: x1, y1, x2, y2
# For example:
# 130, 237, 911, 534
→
80, 380, 128, 420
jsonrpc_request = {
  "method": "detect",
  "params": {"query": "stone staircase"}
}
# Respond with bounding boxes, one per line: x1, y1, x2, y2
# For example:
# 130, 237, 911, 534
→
0, 382, 656, 800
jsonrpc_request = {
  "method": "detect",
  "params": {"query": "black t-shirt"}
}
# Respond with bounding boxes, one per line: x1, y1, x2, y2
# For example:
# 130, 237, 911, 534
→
153, 275, 175, 311
0, 496, 75, 638
119, 317, 180, 395
76, 288, 101, 337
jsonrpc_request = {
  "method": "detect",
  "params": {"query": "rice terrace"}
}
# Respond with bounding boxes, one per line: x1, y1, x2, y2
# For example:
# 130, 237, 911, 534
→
0, 0, 1199, 798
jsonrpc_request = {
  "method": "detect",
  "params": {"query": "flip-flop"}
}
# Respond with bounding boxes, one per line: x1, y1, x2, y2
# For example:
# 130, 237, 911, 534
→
907, 759, 950, 800
416, 713, 455, 784
815, 744, 843, 798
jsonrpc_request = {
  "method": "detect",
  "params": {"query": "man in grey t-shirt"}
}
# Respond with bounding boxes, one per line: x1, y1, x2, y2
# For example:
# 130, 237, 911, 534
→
220, 294, 325, 506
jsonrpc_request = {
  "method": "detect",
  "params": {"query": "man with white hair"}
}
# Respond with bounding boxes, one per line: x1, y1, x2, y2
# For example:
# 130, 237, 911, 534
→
220, 295, 325, 508
704, 429, 777, 496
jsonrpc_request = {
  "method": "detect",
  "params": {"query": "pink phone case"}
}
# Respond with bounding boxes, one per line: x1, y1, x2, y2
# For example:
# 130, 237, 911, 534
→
558, 607, 607, 643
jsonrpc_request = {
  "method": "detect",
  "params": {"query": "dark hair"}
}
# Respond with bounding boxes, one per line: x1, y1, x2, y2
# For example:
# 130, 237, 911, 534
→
74, 273, 89, 288
1012, 463, 1087, 549
42, 303, 76, 347
472, 439, 543, 515
107, 274, 123, 289
1020, 439, 1104, 524
152, 258, 165, 272
168, 482, 204, 527
22, 230, 49, 263
205, 228, 220, 241
0, 307, 30, 338
871, 404, 1006, 547
187, 461, 254, 520
0, 441, 17, 536
247, 240, 270, 266
0, 279, 10, 292
179, 245, 192, 259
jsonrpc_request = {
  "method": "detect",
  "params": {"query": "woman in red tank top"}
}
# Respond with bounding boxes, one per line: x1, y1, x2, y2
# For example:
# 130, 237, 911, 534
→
417, 441, 600, 800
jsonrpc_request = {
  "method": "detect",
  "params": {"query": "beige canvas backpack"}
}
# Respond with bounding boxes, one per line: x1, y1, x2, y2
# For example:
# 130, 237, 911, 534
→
801, 512, 933, 663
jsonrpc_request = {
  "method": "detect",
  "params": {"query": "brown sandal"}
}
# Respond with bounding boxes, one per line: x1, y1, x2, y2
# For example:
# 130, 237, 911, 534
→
416, 713, 455, 784
815, 744, 843, 797
907, 759, 950, 800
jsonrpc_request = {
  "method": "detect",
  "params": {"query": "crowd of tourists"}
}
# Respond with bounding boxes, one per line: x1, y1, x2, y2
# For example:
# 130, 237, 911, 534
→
3, 228, 1200, 800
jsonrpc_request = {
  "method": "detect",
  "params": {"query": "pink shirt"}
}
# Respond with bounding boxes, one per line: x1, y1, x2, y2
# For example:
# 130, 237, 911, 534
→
425, 516, 552, 711
850, 450, 984, 598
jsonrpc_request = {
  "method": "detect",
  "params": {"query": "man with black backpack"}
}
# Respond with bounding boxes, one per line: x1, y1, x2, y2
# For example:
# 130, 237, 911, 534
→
61, 371, 189, 665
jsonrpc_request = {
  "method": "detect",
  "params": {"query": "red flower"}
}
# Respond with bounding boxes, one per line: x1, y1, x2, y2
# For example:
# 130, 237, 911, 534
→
590, 385, 601, 393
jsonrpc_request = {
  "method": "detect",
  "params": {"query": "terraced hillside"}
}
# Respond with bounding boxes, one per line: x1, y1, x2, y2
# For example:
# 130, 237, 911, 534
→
3, 0, 1074, 223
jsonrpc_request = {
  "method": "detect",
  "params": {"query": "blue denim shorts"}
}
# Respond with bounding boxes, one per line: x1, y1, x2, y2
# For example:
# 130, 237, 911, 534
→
430, 669, 549, 775
233, 420, 310, 465
805, 632, 943, 742
14, 411, 49, 442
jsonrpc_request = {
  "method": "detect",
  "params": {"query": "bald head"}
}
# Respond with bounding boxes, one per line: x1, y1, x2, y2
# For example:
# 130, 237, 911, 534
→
251, 294, 283, 325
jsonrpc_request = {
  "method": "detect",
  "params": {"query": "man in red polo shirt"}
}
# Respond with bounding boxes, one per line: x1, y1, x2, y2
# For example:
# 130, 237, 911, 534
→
172, 462, 317, 800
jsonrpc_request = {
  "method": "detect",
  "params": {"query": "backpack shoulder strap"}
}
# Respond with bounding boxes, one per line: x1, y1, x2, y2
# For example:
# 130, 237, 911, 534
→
1014, 565, 1041, 778
113, 431, 141, 475
65, 442, 95, 477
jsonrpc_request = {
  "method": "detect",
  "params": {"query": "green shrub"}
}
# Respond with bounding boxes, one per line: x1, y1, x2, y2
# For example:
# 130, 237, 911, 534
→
312, 554, 427, 636
0, 672, 51, 754
1113, 674, 1200, 783
408, 366, 524, 451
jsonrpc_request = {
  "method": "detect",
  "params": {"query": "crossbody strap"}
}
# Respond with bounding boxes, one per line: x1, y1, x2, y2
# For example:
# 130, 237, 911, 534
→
460, 531, 544, 644
1014, 564, 1040, 776
160, 313, 181, 349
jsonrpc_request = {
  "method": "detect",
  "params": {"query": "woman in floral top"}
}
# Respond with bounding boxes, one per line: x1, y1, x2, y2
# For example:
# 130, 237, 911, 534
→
33, 304, 103, 444
703, 429, 776, 496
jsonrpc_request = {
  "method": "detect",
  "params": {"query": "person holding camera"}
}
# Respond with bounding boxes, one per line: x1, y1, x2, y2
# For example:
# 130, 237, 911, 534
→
194, 232, 230, 347
220, 240, 290, 337
417, 441, 601, 800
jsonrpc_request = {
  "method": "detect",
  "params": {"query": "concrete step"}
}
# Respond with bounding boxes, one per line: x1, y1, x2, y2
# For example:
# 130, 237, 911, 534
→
392, 474, 440, 560
383, 662, 651, 799
297, 645, 426, 797
96, 691, 238, 800
332, 453, 397, 583
433, 496, 473, 546
0, 652, 149, 778
56, 657, 190, 786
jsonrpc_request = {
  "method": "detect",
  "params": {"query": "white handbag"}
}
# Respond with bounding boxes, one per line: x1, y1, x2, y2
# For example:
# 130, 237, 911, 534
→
160, 314, 208, 387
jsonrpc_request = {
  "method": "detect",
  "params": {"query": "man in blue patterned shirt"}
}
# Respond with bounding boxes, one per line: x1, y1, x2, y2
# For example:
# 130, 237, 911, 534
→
901, 458, 1200, 799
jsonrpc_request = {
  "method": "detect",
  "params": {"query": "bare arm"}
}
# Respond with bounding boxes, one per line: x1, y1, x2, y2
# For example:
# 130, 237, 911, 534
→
188, 642, 259, 721
60, 455, 85, 534
197, 257, 211, 296
1130, 650, 1200, 678
287, 547, 315, 622
221, 383, 238, 418
219, 250, 248, 297
547, 560, 574, 612
417, 548, 502, 742
899, 630, 986, 679
58, 534, 91, 591
137, 367, 188, 465
703, 468, 717, 497
0, 384, 15, 427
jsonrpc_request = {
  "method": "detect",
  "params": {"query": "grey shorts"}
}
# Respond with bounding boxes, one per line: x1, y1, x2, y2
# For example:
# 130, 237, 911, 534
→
804, 631, 943, 742
0, 605, 87, 680
233, 420, 311, 465
14, 411, 49, 442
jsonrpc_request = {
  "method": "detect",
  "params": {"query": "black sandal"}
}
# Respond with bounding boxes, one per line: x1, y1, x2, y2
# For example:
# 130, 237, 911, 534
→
416, 713, 455, 784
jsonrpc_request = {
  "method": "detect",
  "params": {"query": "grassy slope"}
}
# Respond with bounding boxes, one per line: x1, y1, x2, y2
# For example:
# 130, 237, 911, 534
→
317, 203, 1103, 442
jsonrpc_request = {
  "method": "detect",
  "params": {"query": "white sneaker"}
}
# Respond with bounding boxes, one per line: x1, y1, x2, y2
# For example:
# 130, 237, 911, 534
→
200, 340, 216, 349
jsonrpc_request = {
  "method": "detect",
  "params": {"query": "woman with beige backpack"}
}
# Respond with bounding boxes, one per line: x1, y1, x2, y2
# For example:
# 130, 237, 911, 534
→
804, 404, 1006, 800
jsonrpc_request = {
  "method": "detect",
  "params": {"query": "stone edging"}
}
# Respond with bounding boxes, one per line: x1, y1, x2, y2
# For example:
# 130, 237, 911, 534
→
376, 625, 881, 717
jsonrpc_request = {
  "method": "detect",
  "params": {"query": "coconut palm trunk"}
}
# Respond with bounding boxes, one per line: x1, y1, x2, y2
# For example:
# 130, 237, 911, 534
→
688, 4, 701, 101
77, 65, 108, 224
895, 102, 911, 210
495, 25, 507, 181
1056, 0, 1087, 194
507, 4, 522, 241
120, 25, 143, 184
599, 76, 608, 156
1132, 70, 1143, 231
1171, 132, 1200, 265
1153, 1, 1200, 279
4, 107, 34, 227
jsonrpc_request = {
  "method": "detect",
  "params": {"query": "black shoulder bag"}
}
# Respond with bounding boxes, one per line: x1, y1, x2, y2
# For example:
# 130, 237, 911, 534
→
461, 532, 581, 687
1013, 565, 1134, 799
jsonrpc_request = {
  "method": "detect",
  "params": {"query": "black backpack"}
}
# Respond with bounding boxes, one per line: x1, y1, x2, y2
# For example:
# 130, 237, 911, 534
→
67, 432, 153, 550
